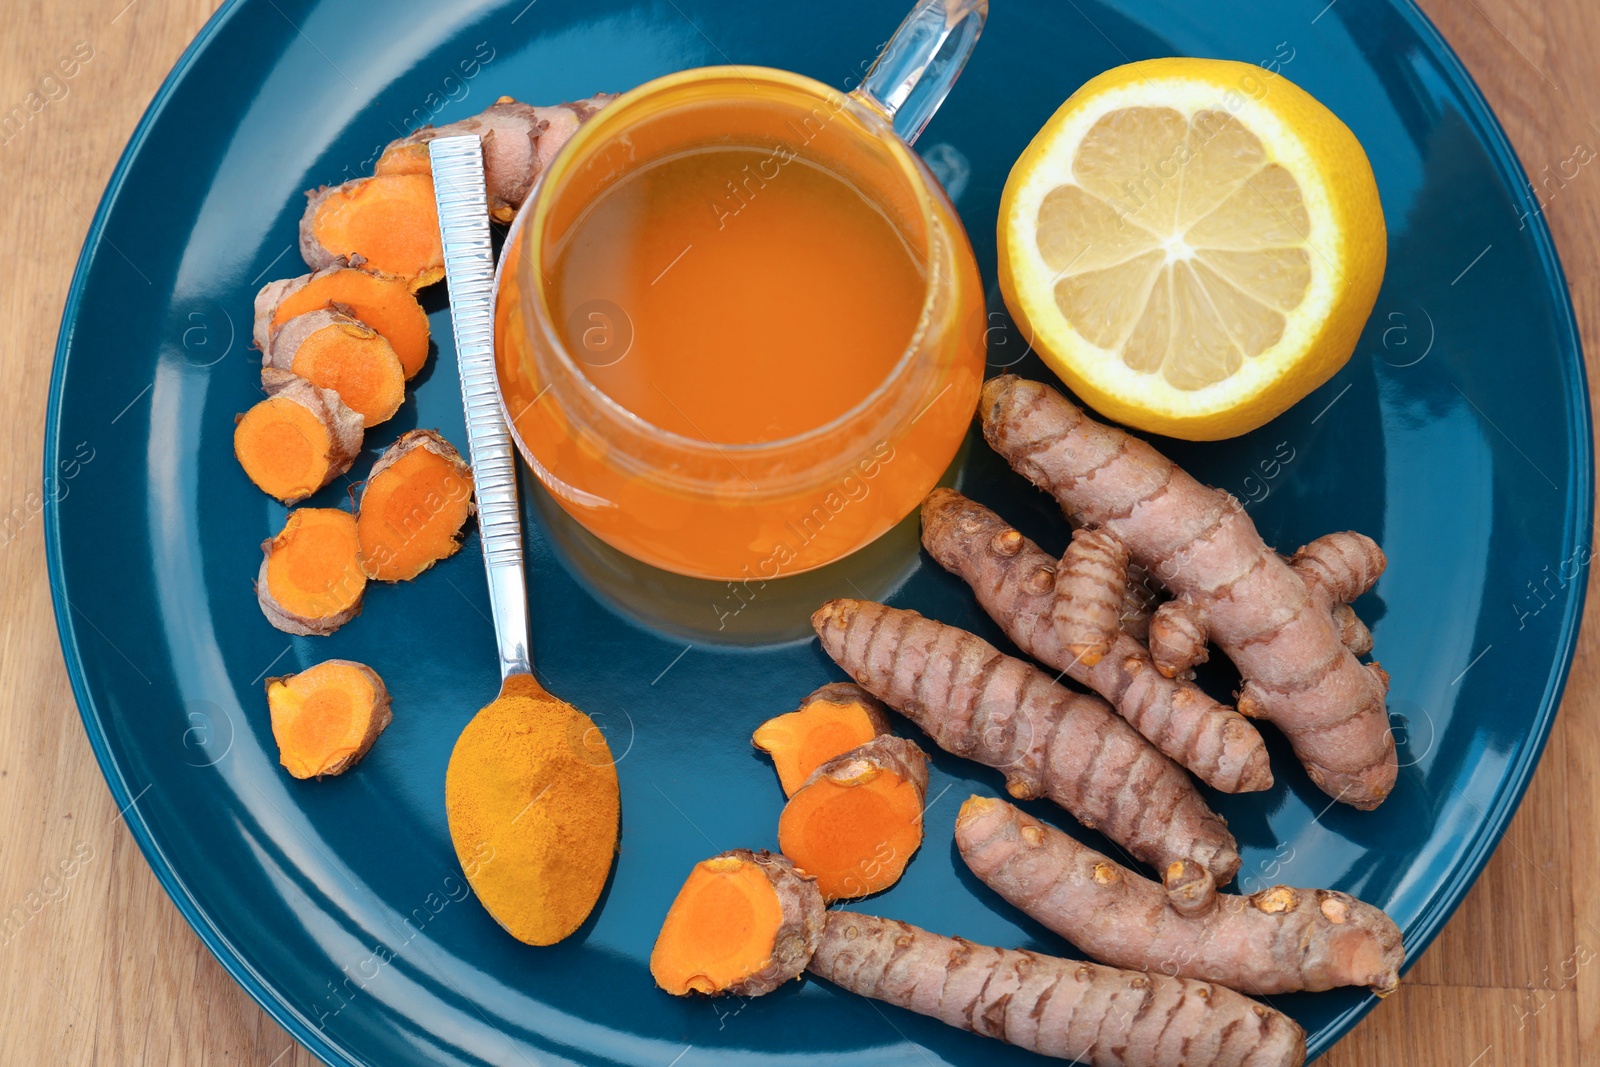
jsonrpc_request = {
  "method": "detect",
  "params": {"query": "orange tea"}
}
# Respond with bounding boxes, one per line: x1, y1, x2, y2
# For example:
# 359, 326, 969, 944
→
549, 146, 927, 445
496, 68, 985, 580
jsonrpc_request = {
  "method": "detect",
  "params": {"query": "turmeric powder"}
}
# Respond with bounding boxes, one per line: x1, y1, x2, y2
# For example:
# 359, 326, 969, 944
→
444, 674, 619, 946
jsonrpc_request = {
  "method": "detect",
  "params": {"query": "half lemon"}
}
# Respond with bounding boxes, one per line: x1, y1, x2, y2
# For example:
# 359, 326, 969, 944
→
998, 57, 1386, 440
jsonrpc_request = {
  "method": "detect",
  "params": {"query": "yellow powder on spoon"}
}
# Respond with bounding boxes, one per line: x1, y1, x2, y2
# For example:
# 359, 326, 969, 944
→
445, 674, 620, 945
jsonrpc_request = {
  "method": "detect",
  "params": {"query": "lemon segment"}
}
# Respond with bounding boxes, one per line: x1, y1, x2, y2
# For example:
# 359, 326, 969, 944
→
998, 58, 1386, 440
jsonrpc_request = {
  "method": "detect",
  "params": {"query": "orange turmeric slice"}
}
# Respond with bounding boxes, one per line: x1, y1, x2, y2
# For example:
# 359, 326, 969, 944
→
234, 370, 363, 504
300, 174, 444, 290
264, 309, 406, 427
255, 259, 431, 378
257, 507, 366, 636
356, 429, 474, 581
266, 659, 392, 778
753, 682, 893, 797
777, 735, 928, 902
651, 849, 826, 997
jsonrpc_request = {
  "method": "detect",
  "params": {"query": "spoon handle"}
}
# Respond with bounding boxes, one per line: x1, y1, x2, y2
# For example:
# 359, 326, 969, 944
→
430, 135, 531, 680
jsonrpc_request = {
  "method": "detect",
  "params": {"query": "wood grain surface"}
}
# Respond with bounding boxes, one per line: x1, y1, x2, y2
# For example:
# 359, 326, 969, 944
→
2, 0, 1595, 1063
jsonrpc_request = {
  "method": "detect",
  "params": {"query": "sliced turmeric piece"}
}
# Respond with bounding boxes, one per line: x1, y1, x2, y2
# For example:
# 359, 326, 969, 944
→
651, 849, 825, 997
265, 308, 406, 427
257, 507, 366, 636
234, 369, 363, 504
300, 173, 444, 290
752, 682, 893, 797
777, 734, 928, 902
266, 659, 392, 778
255, 258, 431, 378
356, 429, 474, 581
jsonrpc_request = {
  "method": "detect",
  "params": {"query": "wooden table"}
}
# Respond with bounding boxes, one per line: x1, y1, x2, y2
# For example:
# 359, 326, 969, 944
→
2, 0, 1595, 1062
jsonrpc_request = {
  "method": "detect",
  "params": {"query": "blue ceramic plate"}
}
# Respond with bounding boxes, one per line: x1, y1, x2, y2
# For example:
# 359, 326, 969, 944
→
46, 0, 1590, 1064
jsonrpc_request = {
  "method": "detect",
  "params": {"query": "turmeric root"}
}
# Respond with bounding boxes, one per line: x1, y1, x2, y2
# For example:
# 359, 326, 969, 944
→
956, 796, 1404, 996
1292, 531, 1387, 606
356, 429, 474, 581
651, 850, 826, 997
377, 94, 616, 222
1152, 531, 1376, 668
1295, 533, 1383, 658
920, 490, 1270, 794
300, 173, 444, 289
1121, 561, 1162, 640
1333, 602, 1374, 656
254, 258, 431, 378
1148, 599, 1212, 677
752, 682, 893, 797
265, 659, 392, 778
1053, 526, 1129, 666
265, 309, 406, 427
809, 911, 1306, 1067
234, 369, 363, 504
526, 96, 617, 171
812, 599, 1240, 881
256, 507, 366, 635
980, 375, 1396, 809
377, 98, 540, 221
778, 734, 928, 901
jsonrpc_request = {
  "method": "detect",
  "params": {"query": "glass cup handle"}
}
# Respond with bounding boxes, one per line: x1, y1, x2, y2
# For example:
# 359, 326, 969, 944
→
853, 0, 988, 146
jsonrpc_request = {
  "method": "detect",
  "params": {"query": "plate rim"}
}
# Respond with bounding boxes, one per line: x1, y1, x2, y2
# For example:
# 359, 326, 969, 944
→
42, 0, 1593, 1064
43, 2, 359, 1063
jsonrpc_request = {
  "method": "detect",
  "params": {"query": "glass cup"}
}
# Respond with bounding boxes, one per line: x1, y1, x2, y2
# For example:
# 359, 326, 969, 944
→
495, 0, 989, 580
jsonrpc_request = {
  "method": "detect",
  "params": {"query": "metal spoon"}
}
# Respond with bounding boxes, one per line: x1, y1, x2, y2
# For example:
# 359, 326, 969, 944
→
430, 135, 619, 945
